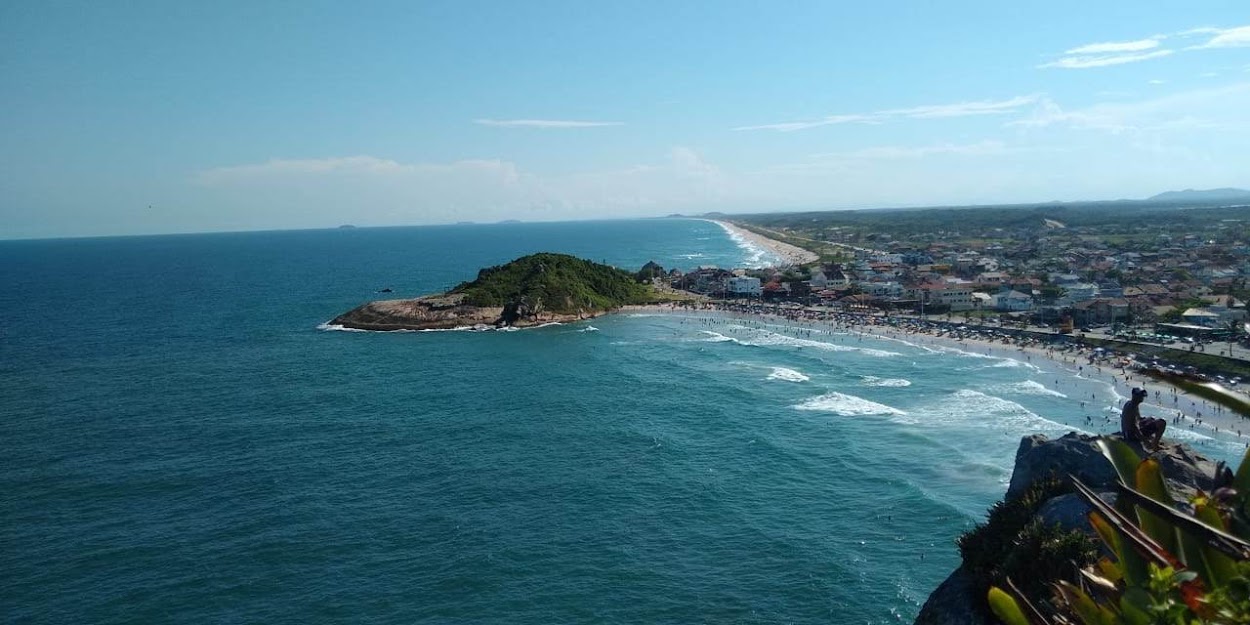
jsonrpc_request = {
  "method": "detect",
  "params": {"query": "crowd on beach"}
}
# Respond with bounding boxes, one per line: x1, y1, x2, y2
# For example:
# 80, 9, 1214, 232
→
626, 300, 1250, 451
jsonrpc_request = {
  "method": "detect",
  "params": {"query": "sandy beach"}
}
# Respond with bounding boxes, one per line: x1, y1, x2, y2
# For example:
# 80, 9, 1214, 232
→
711, 220, 820, 267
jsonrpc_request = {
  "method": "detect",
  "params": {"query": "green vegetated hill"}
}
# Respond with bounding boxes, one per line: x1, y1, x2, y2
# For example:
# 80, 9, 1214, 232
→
450, 253, 651, 312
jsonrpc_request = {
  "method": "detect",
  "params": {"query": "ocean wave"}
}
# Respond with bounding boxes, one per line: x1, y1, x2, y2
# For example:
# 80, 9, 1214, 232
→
792, 391, 906, 416
862, 376, 912, 387
739, 328, 901, 357
699, 330, 742, 344
578, 326, 599, 333
993, 380, 1067, 398
907, 389, 1078, 433
766, 367, 810, 382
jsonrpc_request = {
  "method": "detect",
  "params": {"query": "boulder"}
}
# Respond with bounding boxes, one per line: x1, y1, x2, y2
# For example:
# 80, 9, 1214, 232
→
1005, 432, 1216, 502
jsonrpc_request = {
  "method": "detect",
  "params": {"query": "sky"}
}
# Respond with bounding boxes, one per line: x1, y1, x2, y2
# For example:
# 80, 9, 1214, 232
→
2, 1, 1249, 239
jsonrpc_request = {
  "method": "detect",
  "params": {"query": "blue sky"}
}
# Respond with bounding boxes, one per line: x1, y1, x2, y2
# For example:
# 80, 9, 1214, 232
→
2, 1, 1248, 238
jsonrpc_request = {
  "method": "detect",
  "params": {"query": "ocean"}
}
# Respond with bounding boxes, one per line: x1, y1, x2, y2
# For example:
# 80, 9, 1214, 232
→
2, 219, 1242, 624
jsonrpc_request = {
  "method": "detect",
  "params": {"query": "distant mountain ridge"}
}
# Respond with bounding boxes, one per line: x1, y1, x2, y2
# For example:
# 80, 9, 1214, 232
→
1147, 188, 1250, 202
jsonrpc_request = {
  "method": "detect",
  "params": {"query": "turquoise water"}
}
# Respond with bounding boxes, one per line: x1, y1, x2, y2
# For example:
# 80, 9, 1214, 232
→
1, 219, 1241, 624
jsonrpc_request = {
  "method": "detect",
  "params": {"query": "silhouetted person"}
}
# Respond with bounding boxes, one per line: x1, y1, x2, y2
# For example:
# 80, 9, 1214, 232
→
1121, 387, 1165, 450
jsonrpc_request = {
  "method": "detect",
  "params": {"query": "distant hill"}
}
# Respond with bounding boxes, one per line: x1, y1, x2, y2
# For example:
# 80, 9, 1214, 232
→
1147, 188, 1250, 203
451, 253, 650, 313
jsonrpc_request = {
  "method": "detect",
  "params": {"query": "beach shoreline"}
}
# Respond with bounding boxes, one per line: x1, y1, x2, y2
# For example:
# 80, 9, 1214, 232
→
710, 220, 820, 267
618, 302, 1250, 450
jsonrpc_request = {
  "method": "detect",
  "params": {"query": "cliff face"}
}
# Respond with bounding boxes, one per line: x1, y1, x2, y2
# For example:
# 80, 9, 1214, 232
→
913, 432, 1217, 625
329, 293, 601, 331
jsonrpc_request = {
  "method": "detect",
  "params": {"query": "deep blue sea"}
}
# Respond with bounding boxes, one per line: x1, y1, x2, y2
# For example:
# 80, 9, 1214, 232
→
2, 219, 1242, 624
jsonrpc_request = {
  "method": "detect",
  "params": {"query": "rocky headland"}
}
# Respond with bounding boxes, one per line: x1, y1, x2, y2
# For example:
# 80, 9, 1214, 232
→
328, 252, 660, 331
914, 432, 1219, 625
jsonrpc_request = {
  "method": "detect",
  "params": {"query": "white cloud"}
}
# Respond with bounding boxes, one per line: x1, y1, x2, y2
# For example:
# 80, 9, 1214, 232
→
1065, 38, 1161, 55
1186, 25, 1250, 49
732, 114, 878, 132
734, 95, 1039, 132
810, 141, 1012, 160
1148, 79, 1166, 85
1040, 49, 1173, 69
473, 119, 624, 128
880, 95, 1041, 118
1008, 82, 1250, 134
193, 148, 732, 224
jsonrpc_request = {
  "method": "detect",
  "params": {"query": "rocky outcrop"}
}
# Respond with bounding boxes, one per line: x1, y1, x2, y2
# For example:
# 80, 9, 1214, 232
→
329, 293, 602, 331
914, 432, 1218, 625
1006, 432, 1217, 503
913, 567, 994, 625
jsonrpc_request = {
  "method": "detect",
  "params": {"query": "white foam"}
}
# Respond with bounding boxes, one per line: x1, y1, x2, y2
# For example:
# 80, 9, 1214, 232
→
994, 380, 1067, 398
711, 221, 779, 268
739, 328, 901, 357
862, 376, 912, 387
793, 391, 906, 416
578, 326, 599, 333
700, 330, 741, 344
909, 389, 1078, 433
767, 367, 810, 382
317, 322, 368, 333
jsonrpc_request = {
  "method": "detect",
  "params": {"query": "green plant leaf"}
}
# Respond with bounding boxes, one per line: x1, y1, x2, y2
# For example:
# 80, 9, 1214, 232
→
1134, 459, 1179, 555
1097, 437, 1142, 487
1056, 581, 1116, 625
1194, 501, 1239, 587
988, 586, 1032, 625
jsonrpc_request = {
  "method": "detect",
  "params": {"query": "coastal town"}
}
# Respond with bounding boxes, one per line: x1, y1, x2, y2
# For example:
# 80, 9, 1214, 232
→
648, 207, 1250, 369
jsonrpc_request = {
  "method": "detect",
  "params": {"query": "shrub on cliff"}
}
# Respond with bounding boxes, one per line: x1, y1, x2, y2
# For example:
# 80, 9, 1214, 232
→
451, 253, 651, 312
958, 476, 1098, 612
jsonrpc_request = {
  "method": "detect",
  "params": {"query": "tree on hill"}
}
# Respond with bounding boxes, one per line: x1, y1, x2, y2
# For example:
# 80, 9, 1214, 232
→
450, 253, 651, 313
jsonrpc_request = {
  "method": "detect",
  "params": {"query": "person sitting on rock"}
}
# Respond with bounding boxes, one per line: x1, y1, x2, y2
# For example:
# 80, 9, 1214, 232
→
1121, 387, 1165, 450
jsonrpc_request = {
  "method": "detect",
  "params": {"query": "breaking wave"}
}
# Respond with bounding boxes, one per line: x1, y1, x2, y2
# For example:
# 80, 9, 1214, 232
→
792, 391, 906, 416
767, 367, 810, 382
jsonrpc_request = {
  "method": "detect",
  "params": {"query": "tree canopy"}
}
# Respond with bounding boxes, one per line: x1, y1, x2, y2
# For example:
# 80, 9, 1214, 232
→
450, 253, 651, 312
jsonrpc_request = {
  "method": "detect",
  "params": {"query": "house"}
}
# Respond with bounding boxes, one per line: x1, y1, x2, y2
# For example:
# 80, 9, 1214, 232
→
994, 289, 1034, 312
727, 276, 762, 296
1181, 308, 1222, 328
808, 271, 828, 289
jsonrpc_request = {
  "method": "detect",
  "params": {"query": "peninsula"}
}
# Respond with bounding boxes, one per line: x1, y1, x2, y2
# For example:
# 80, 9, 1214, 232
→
329, 253, 670, 331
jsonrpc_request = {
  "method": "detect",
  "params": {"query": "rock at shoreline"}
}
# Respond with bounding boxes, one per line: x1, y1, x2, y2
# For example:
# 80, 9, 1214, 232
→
329, 293, 602, 331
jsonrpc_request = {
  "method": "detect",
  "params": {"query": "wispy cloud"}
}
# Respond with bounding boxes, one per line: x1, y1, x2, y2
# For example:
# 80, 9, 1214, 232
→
1184, 25, 1250, 49
1008, 82, 1250, 133
1042, 24, 1250, 69
734, 95, 1040, 132
1065, 38, 1161, 55
811, 141, 1013, 160
731, 114, 878, 132
1040, 48, 1172, 69
879, 95, 1042, 118
474, 118, 623, 128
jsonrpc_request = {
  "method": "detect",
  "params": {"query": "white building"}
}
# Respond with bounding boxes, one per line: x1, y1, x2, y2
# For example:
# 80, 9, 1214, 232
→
727, 276, 762, 296
994, 289, 1034, 312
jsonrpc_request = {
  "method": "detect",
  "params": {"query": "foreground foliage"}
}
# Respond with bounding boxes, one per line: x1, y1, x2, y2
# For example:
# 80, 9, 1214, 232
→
989, 441, 1250, 625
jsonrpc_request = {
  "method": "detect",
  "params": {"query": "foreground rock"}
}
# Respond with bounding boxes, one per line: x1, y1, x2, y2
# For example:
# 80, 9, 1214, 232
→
914, 432, 1217, 625
329, 293, 603, 331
